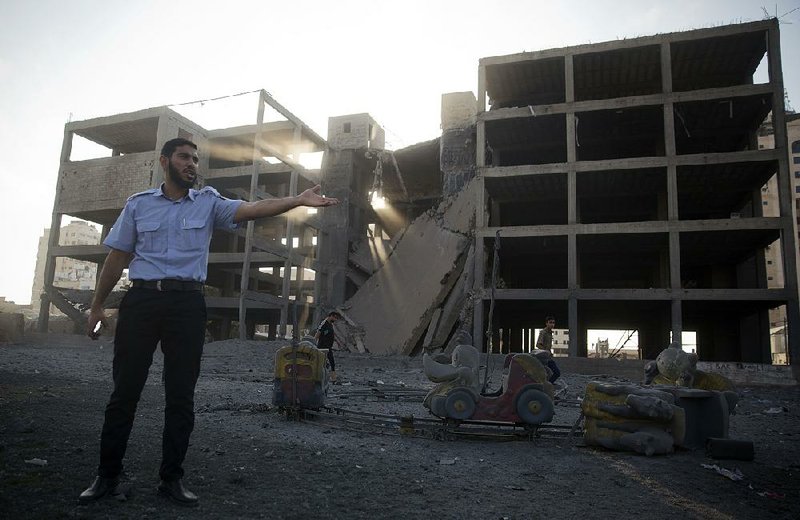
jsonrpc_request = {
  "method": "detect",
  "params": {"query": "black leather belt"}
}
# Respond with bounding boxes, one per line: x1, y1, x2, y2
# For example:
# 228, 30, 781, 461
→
131, 280, 203, 292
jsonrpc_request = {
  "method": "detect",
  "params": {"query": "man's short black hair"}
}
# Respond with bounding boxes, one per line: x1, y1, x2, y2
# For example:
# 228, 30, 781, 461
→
545, 316, 555, 322
160, 137, 197, 158
328, 311, 342, 319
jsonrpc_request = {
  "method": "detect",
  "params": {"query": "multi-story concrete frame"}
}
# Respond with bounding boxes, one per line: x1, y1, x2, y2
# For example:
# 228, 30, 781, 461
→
37, 90, 327, 339
472, 19, 799, 366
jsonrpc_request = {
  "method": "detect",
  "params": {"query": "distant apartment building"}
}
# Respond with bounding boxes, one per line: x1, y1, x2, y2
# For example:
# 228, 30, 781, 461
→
31, 220, 128, 315
759, 111, 800, 363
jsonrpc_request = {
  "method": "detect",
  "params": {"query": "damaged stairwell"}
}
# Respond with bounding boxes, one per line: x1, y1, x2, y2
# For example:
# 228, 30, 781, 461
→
339, 178, 478, 356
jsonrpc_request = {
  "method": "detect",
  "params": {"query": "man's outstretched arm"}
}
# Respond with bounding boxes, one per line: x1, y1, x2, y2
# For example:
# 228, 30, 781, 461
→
87, 248, 132, 339
234, 184, 338, 223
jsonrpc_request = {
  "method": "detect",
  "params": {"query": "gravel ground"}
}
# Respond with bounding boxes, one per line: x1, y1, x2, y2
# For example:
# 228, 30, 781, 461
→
1, 333, 799, 519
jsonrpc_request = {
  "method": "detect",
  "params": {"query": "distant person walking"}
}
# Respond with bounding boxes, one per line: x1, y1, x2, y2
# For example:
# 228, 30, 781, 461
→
535, 315, 561, 384
315, 311, 342, 382
80, 137, 338, 507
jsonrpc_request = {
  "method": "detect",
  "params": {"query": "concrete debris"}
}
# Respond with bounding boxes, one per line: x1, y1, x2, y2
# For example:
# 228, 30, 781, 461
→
425, 245, 475, 353
341, 180, 477, 355
349, 233, 396, 277
330, 307, 366, 353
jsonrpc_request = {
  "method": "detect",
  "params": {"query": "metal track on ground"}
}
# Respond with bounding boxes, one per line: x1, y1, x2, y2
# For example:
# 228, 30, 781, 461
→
285, 405, 583, 442
328, 387, 429, 402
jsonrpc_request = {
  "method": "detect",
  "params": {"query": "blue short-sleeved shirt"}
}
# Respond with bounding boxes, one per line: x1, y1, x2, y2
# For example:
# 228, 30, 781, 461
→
104, 184, 243, 282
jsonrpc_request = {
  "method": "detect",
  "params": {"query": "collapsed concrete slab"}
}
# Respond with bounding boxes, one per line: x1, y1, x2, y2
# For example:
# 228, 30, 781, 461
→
343, 180, 477, 355
424, 245, 474, 353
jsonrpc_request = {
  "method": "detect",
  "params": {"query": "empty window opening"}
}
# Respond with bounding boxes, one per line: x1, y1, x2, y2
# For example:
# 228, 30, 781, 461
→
486, 173, 568, 227
578, 233, 670, 289
280, 237, 300, 248
485, 114, 567, 166
173, 91, 284, 131
487, 235, 568, 289
670, 31, 768, 92
680, 230, 781, 289
677, 162, 777, 220
485, 57, 566, 108
573, 45, 662, 102
588, 329, 639, 359
298, 151, 324, 170
70, 134, 114, 161
673, 94, 772, 155
576, 105, 664, 161
577, 168, 667, 224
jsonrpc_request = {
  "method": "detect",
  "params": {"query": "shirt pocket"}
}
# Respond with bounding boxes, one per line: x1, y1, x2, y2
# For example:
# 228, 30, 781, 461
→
136, 221, 165, 253
179, 218, 207, 250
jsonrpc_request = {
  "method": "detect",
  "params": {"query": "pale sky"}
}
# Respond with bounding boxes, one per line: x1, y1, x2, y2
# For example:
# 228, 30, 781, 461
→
1, 0, 798, 305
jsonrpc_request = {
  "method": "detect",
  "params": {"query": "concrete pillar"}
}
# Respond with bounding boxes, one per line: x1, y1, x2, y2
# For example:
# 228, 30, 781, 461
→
246, 320, 256, 340
317, 149, 356, 312
279, 169, 298, 337
739, 309, 771, 363
639, 308, 670, 359
476, 66, 487, 167
767, 22, 800, 368
38, 128, 73, 333
238, 92, 266, 340
441, 92, 477, 197
576, 319, 588, 358
511, 327, 524, 353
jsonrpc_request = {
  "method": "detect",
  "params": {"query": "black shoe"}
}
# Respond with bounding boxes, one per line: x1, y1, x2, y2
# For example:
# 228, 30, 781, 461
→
78, 476, 119, 503
158, 479, 198, 507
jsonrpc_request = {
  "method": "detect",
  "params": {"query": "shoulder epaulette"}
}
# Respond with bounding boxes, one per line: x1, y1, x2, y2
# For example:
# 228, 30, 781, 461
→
198, 186, 224, 198
126, 188, 159, 201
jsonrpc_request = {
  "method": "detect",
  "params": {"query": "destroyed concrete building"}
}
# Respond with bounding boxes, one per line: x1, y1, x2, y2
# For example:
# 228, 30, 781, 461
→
35, 19, 798, 371
468, 18, 799, 365
334, 19, 799, 366
37, 92, 328, 339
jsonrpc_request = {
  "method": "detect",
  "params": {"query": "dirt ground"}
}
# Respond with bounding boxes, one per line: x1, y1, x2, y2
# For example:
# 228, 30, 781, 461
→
1, 333, 799, 520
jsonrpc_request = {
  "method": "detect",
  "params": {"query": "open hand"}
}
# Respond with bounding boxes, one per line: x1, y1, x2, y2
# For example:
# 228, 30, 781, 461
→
299, 185, 339, 207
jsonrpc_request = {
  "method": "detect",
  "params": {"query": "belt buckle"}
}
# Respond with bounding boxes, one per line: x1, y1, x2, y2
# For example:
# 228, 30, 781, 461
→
156, 280, 162, 291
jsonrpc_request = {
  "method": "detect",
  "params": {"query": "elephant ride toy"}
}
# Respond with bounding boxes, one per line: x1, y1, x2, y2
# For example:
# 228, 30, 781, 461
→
423, 344, 555, 425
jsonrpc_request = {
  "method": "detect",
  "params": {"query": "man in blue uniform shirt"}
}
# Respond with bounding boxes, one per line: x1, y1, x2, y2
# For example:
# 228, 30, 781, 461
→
80, 137, 338, 506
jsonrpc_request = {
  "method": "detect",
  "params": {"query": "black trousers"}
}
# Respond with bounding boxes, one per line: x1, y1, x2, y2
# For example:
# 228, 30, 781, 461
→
325, 347, 336, 372
98, 288, 206, 481
547, 359, 561, 383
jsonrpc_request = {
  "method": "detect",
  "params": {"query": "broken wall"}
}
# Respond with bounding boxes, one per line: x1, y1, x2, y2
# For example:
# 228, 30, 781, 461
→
343, 179, 477, 355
